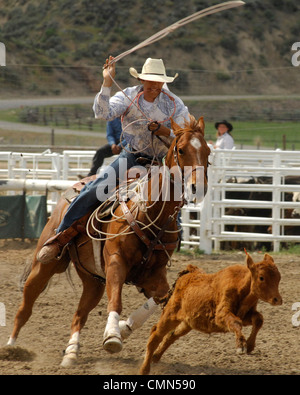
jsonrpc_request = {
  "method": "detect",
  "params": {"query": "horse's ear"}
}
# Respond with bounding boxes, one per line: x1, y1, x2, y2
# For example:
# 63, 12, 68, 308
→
197, 116, 205, 135
170, 117, 182, 134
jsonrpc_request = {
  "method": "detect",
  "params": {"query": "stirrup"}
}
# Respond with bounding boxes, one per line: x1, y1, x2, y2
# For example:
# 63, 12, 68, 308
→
57, 243, 71, 260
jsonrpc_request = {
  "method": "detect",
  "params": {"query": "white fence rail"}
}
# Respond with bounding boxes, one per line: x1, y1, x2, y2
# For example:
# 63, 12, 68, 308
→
0, 150, 95, 181
1, 149, 300, 252
198, 149, 300, 253
0, 149, 96, 210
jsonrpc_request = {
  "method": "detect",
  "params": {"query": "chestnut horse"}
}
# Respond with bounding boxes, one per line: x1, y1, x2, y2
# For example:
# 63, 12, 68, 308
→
7, 116, 210, 367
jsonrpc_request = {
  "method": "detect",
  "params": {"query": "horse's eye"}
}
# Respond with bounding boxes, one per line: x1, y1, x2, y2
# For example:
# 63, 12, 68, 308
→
259, 276, 264, 282
178, 148, 184, 155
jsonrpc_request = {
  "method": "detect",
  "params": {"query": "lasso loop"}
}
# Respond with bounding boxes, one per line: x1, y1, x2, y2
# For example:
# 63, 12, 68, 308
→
106, 1, 245, 66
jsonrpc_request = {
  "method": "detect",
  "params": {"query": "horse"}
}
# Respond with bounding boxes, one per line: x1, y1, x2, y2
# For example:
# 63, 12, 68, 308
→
6, 116, 211, 367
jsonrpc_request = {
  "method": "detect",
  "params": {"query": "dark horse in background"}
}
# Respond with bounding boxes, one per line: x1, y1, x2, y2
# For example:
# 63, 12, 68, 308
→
7, 116, 211, 367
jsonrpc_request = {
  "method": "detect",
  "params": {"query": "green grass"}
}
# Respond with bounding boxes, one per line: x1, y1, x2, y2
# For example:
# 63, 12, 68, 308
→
0, 128, 106, 148
279, 244, 300, 255
0, 105, 107, 134
206, 120, 300, 150
0, 105, 300, 150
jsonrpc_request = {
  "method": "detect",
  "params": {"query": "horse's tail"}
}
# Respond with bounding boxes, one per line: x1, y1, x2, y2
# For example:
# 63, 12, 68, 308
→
155, 264, 201, 308
19, 256, 33, 292
19, 253, 74, 295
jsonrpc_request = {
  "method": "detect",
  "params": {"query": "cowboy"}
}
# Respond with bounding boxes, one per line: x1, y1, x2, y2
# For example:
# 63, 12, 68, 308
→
213, 120, 234, 149
38, 56, 189, 264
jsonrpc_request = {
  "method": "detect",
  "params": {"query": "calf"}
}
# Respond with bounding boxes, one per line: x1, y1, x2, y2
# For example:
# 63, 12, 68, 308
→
140, 253, 282, 375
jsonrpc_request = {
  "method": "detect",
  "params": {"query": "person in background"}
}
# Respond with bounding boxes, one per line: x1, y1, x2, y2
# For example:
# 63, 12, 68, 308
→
88, 117, 125, 176
212, 120, 234, 149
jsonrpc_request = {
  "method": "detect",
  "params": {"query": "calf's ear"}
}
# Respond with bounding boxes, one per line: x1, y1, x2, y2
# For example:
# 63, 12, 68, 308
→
246, 253, 255, 271
263, 253, 274, 262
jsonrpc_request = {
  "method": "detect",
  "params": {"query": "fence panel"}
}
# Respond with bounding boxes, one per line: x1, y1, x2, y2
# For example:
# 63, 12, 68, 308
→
199, 149, 300, 253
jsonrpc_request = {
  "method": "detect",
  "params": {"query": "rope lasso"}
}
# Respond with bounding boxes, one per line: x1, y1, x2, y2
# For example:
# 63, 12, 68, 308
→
102, 0, 245, 158
106, 1, 245, 66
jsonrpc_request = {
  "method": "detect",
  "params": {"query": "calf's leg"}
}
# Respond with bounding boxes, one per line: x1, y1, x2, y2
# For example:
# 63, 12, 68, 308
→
152, 321, 191, 363
243, 311, 264, 354
139, 313, 180, 375
216, 308, 247, 354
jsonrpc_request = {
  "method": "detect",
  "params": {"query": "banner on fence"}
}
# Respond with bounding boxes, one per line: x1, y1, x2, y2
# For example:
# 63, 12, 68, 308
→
0, 195, 47, 239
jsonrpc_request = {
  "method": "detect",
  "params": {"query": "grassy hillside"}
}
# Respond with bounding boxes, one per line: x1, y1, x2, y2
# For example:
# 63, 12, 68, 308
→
0, 0, 299, 97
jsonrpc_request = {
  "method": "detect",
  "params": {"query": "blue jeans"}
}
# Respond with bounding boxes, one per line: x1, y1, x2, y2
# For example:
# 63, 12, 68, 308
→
57, 149, 150, 232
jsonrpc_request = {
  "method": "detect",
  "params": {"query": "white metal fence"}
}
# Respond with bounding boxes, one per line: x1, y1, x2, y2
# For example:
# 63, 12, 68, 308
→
0, 150, 95, 181
198, 149, 300, 253
0, 150, 117, 210
1, 149, 300, 252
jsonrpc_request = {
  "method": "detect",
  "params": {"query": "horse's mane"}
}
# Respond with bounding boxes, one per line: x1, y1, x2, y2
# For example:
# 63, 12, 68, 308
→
175, 115, 204, 139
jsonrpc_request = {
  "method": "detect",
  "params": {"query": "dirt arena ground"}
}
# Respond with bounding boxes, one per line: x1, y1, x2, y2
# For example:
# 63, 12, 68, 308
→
0, 239, 299, 375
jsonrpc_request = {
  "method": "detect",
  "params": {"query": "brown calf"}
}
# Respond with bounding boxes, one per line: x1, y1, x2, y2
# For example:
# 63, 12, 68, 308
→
140, 253, 282, 375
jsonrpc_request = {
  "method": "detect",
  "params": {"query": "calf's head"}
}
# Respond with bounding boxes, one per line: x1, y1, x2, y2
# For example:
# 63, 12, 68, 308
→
247, 253, 282, 306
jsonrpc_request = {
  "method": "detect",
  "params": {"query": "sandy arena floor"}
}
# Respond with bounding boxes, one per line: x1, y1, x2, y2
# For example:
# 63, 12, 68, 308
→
0, 239, 299, 375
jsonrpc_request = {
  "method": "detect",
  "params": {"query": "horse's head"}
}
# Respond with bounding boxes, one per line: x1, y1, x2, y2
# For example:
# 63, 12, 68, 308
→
165, 115, 211, 203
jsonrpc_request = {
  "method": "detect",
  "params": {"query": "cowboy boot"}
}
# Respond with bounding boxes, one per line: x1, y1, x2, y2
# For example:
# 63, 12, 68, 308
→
37, 227, 79, 264
37, 212, 91, 264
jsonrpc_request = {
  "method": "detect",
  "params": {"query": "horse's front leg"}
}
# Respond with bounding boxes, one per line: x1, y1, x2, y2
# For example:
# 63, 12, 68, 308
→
119, 264, 169, 340
103, 252, 127, 354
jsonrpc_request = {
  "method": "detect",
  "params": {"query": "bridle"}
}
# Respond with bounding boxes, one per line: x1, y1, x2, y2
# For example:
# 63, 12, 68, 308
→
169, 130, 210, 183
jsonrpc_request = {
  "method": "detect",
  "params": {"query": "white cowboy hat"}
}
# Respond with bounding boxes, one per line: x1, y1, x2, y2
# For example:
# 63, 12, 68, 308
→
129, 58, 178, 83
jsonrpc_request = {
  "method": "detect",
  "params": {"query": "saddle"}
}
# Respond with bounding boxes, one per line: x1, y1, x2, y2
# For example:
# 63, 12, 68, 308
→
63, 175, 118, 220
63, 173, 181, 284
63, 175, 96, 204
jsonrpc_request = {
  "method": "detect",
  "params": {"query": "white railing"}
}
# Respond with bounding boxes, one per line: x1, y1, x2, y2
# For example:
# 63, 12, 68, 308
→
198, 149, 300, 253
1, 149, 300, 252
0, 150, 96, 210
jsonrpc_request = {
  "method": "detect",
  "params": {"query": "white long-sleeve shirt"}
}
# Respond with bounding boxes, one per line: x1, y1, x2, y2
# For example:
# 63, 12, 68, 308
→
93, 85, 189, 159
215, 132, 234, 149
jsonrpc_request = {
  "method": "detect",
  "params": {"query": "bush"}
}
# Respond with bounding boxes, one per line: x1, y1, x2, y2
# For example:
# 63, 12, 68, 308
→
219, 35, 239, 54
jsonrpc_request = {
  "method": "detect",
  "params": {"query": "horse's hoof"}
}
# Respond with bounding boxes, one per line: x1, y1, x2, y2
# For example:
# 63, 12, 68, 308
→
7, 337, 16, 346
119, 321, 132, 340
103, 336, 123, 354
60, 354, 77, 368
